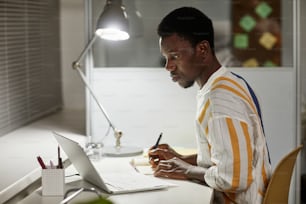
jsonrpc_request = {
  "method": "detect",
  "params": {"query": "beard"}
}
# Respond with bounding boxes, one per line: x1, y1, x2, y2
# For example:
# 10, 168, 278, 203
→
170, 71, 195, 89
178, 79, 195, 89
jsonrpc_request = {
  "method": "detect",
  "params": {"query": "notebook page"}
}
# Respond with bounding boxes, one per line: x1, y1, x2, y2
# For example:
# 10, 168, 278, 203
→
102, 171, 177, 190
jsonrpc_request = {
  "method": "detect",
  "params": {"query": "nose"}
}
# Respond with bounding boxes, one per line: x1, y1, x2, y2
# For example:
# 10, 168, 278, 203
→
165, 59, 176, 72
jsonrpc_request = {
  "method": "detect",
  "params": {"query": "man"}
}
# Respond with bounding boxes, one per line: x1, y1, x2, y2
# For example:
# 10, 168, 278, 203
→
148, 7, 272, 204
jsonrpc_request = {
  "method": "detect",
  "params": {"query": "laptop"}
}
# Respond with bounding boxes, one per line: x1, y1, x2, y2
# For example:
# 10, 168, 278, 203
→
53, 132, 175, 194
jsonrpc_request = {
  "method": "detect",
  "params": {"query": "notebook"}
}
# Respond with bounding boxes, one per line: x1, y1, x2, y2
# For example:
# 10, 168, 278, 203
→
53, 132, 175, 194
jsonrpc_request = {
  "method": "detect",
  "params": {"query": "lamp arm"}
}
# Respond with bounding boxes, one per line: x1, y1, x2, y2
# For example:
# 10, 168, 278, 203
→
72, 35, 122, 148
72, 34, 98, 68
74, 66, 118, 132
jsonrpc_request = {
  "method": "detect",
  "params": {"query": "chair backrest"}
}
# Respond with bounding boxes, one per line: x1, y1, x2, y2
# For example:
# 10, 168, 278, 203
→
263, 144, 303, 204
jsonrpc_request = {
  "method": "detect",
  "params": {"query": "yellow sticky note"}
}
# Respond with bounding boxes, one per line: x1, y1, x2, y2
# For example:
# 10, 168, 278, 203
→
243, 58, 259, 67
259, 32, 277, 50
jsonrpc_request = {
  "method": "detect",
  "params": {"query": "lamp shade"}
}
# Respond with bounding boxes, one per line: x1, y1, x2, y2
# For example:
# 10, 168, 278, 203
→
124, 0, 143, 38
95, 0, 129, 41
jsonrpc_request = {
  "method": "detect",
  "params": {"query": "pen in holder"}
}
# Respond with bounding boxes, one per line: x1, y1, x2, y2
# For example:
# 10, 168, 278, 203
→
38, 146, 65, 196
42, 167, 65, 196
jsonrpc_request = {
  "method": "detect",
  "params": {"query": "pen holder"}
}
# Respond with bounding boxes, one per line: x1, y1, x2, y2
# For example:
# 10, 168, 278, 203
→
42, 168, 65, 196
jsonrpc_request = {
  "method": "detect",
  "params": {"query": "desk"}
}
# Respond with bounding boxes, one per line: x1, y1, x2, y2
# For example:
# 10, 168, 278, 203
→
0, 110, 86, 204
19, 157, 213, 204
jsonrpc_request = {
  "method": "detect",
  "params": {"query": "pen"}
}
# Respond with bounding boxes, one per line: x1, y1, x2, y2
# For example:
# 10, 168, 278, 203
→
50, 160, 55, 169
57, 146, 63, 169
37, 156, 47, 169
153, 132, 163, 149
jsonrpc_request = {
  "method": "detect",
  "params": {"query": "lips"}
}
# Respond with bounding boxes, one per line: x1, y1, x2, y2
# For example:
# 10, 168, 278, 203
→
171, 74, 179, 82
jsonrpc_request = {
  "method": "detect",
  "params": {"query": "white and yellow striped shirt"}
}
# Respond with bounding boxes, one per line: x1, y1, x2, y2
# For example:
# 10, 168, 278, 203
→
195, 67, 272, 204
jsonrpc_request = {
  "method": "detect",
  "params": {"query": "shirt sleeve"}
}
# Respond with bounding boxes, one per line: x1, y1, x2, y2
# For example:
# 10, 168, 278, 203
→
204, 116, 254, 193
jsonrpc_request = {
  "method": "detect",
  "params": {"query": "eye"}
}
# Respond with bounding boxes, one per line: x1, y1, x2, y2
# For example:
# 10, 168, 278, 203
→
169, 52, 179, 60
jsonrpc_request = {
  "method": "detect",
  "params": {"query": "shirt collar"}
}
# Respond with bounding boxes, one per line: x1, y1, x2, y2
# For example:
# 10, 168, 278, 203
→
197, 66, 227, 96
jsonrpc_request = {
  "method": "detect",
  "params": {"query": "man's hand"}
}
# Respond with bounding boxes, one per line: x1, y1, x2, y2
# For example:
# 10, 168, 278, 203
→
148, 143, 205, 182
153, 157, 192, 180
148, 144, 181, 168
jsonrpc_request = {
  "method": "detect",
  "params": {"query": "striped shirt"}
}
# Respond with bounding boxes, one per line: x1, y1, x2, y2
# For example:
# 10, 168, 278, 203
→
195, 67, 272, 204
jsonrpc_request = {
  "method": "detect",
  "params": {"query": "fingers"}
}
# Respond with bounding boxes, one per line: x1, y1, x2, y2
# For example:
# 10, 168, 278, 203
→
157, 160, 174, 171
149, 154, 174, 168
149, 147, 175, 159
149, 156, 160, 168
153, 158, 188, 180
148, 148, 169, 167
148, 145, 169, 157
154, 167, 187, 180
149, 143, 167, 150
148, 145, 180, 169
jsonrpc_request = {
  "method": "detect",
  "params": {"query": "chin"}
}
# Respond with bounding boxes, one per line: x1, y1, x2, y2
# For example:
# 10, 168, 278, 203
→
178, 80, 194, 89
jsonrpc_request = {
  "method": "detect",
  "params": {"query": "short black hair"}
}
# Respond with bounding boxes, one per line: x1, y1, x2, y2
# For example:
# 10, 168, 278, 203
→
157, 7, 214, 50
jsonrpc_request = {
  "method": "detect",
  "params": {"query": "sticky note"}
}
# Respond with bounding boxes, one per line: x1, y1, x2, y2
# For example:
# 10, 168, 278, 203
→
263, 60, 277, 67
234, 33, 249, 49
255, 2, 272, 18
259, 32, 277, 50
243, 58, 259, 67
239, 15, 256, 32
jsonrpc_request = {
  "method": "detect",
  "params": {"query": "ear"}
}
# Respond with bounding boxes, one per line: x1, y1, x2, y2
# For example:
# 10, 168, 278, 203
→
197, 40, 210, 57
197, 40, 210, 59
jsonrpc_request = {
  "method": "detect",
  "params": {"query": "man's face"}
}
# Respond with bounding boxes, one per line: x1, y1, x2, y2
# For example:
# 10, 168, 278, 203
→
159, 34, 204, 89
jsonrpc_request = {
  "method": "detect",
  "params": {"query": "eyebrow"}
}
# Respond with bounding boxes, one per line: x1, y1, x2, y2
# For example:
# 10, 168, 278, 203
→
168, 51, 179, 55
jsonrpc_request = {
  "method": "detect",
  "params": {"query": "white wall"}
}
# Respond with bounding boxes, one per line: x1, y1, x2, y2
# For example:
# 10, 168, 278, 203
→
89, 68, 296, 163
60, 0, 86, 111
89, 68, 198, 148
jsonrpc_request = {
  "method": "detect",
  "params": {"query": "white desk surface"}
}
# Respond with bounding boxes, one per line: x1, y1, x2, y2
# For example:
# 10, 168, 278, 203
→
20, 179, 212, 204
0, 111, 212, 204
0, 110, 86, 203
19, 156, 213, 204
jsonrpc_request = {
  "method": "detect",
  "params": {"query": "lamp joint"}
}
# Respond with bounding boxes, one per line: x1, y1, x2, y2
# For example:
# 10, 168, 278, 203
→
72, 61, 81, 70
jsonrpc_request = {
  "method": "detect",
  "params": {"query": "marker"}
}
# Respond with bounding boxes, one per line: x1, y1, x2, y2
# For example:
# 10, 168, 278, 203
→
37, 156, 47, 169
153, 132, 163, 149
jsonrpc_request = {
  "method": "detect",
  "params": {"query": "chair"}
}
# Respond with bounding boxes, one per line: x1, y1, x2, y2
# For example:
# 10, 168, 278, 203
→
263, 144, 303, 204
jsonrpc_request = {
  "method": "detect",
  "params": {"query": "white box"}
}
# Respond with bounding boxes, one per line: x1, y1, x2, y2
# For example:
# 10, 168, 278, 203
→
42, 168, 64, 196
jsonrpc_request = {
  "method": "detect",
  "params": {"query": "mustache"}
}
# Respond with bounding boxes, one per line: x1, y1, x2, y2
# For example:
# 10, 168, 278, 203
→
170, 71, 177, 77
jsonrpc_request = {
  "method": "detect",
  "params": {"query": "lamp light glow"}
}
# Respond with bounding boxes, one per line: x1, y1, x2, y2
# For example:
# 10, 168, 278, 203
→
96, 0, 129, 41
95, 28, 129, 41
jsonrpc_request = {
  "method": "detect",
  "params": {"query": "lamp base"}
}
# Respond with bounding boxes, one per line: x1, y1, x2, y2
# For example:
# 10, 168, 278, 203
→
103, 146, 143, 157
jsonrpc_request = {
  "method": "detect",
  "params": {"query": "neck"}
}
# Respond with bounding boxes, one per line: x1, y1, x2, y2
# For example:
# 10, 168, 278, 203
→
197, 58, 221, 88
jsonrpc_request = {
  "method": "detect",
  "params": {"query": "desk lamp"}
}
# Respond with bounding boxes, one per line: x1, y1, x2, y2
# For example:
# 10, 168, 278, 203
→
72, 0, 142, 157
